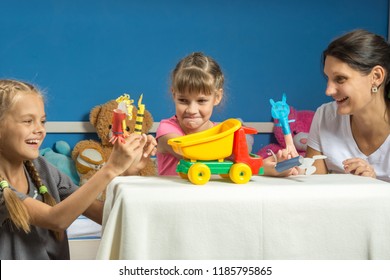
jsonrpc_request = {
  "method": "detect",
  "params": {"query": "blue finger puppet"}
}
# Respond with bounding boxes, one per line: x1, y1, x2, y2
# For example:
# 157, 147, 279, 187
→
270, 93, 295, 135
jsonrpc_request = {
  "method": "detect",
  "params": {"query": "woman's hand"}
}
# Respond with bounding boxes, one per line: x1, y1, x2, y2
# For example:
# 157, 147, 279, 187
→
343, 158, 376, 179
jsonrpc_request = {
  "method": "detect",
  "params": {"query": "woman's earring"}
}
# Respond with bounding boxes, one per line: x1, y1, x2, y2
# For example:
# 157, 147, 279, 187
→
371, 85, 378, 93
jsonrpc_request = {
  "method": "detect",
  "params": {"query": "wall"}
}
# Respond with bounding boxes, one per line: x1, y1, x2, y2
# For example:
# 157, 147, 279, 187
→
0, 0, 388, 153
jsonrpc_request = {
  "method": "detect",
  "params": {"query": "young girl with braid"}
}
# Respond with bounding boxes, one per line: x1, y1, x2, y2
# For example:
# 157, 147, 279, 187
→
0, 79, 157, 259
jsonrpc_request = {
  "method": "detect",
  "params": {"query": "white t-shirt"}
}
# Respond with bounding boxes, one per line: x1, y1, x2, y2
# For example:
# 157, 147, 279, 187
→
308, 101, 390, 183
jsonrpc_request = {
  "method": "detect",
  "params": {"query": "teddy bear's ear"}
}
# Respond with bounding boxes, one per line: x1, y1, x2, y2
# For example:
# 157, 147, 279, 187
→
90, 105, 103, 127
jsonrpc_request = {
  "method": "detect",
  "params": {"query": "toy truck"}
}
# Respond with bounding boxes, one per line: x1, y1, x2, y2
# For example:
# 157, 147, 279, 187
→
168, 118, 264, 185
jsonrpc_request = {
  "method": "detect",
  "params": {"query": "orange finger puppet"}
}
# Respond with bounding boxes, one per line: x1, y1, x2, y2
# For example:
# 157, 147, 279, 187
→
109, 94, 134, 144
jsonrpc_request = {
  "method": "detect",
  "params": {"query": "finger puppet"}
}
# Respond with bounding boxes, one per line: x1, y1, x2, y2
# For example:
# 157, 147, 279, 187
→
71, 95, 156, 192
257, 102, 315, 158
269, 93, 298, 156
109, 94, 134, 144
134, 94, 145, 134
269, 150, 327, 175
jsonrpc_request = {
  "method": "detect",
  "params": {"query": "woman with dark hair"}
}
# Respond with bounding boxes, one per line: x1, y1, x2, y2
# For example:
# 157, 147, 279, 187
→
306, 29, 390, 182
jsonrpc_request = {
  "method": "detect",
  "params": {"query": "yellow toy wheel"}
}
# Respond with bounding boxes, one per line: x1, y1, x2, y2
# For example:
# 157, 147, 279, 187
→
179, 172, 188, 179
188, 163, 211, 185
229, 163, 252, 184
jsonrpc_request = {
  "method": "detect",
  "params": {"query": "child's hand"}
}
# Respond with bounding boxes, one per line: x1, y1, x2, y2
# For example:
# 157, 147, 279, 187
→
122, 134, 157, 175
263, 149, 299, 177
284, 134, 299, 158
276, 149, 300, 176
142, 134, 158, 158
343, 158, 376, 178
106, 133, 145, 176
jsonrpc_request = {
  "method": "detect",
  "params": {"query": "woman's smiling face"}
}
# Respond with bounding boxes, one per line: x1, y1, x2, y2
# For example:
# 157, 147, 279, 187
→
324, 56, 373, 115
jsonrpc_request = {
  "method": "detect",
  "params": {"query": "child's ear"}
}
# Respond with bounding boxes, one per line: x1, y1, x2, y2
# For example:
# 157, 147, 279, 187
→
171, 87, 176, 97
214, 88, 223, 105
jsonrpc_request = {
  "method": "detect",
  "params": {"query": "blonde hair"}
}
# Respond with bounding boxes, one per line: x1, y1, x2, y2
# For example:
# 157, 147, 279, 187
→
171, 52, 224, 96
0, 79, 62, 239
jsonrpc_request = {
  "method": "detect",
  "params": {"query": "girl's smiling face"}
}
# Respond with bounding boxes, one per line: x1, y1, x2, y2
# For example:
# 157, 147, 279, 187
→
173, 90, 222, 134
323, 56, 374, 115
0, 93, 46, 162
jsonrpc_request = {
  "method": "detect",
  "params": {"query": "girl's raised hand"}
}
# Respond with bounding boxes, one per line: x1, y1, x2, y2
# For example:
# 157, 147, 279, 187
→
142, 134, 158, 158
120, 133, 157, 176
132, 134, 157, 172
105, 133, 145, 176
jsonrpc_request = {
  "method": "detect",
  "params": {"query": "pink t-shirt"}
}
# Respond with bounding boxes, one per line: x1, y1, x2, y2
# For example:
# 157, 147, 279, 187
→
156, 116, 185, 175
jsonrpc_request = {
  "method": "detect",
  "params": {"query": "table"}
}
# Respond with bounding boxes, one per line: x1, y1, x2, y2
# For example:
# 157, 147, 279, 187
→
96, 174, 390, 260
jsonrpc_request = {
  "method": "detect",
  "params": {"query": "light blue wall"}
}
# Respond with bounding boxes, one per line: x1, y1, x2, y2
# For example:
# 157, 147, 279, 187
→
0, 0, 388, 153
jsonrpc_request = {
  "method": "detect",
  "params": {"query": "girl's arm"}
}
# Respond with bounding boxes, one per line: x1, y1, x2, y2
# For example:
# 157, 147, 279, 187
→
83, 199, 104, 224
157, 133, 183, 159
22, 133, 146, 231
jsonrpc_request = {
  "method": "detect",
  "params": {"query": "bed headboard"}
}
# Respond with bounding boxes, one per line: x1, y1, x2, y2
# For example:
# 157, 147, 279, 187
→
44, 121, 274, 155
45, 121, 274, 134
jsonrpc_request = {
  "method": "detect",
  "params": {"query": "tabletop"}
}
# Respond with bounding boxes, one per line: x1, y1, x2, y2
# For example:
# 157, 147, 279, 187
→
96, 174, 390, 260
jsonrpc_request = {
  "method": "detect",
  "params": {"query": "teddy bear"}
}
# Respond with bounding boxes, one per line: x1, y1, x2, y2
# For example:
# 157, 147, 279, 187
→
256, 106, 315, 158
40, 140, 80, 185
71, 98, 156, 189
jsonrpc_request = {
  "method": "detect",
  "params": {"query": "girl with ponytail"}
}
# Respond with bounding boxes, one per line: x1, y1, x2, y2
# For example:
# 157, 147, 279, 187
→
0, 79, 157, 259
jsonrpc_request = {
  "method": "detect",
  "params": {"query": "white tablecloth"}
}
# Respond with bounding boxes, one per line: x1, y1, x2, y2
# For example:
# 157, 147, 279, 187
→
96, 174, 390, 260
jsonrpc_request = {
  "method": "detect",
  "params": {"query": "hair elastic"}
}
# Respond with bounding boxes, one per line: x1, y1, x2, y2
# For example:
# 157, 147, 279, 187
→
39, 185, 48, 194
0, 180, 10, 191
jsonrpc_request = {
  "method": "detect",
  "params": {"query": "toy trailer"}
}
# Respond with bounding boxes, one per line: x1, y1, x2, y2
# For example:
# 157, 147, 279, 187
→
168, 119, 264, 185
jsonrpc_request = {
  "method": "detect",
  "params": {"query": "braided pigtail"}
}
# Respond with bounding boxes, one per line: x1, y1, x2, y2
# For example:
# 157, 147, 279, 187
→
0, 80, 63, 237
24, 161, 57, 206
24, 160, 64, 240
0, 177, 31, 233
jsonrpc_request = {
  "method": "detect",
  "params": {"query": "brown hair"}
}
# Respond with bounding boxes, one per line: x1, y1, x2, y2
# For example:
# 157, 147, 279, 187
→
322, 29, 390, 103
171, 52, 224, 96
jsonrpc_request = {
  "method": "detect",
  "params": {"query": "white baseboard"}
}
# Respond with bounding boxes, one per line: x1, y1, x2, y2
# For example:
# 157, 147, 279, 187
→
69, 239, 101, 260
